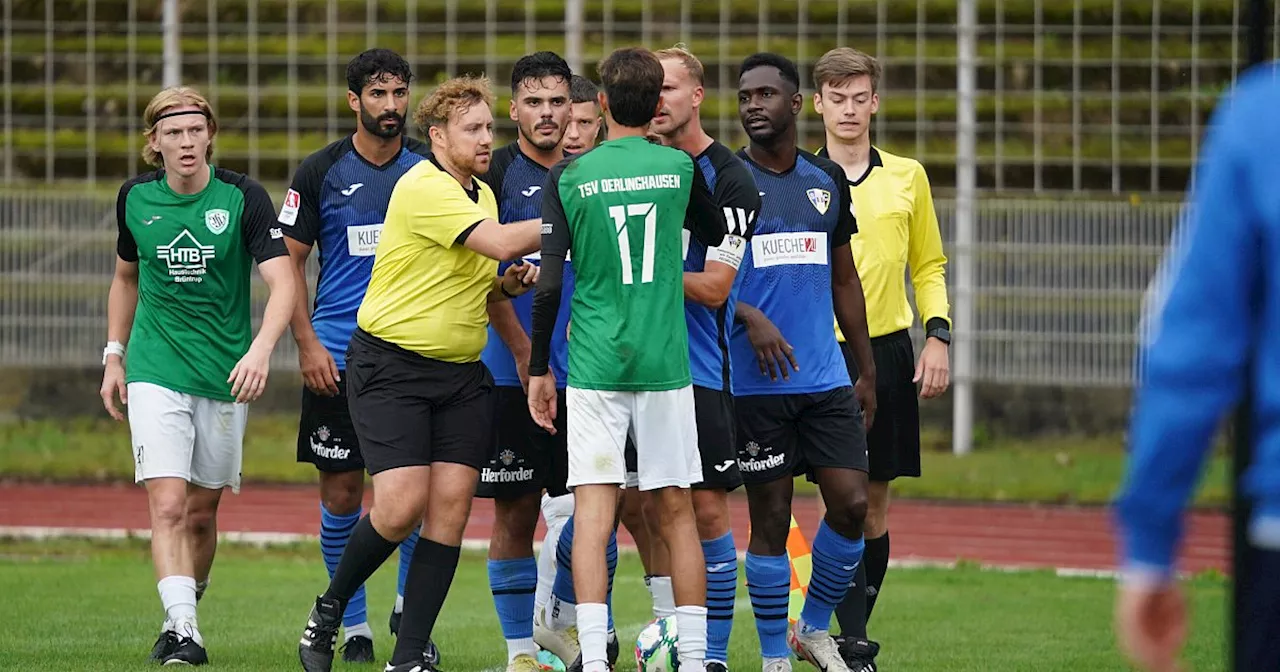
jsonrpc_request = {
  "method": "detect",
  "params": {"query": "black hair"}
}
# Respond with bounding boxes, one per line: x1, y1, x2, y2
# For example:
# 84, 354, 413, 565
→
570, 75, 599, 104
510, 51, 573, 93
598, 47, 665, 127
739, 52, 801, 93
346, 48, 414, 95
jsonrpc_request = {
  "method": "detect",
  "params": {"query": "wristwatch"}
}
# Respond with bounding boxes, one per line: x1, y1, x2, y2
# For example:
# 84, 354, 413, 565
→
925, 326, 951, 345
102, 341, 125, 365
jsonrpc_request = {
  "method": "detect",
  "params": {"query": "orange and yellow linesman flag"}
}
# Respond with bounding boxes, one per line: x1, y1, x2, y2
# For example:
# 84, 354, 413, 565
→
746, 515, 813, 625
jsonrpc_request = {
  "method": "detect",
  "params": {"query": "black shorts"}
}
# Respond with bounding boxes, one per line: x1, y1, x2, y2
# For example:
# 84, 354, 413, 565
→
622, 386, 742, 491
734, 387, 868, 485
474, 386, 570, 500
296, 385, 364, 472
345, 329, 496, 476
841, 330, 921, 482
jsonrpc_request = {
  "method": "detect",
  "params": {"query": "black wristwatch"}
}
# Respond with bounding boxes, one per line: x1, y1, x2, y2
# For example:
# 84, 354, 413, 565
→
925, 317, 951, 345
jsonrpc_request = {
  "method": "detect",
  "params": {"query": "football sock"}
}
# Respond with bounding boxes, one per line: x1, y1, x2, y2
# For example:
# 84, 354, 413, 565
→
343, 621, 373, 642
390, 538, 459, 666
576, 602, 609, 672
745, 552, 790, 659
322, 515, 398, 610
702, 532, 738, 664
488, 557, 539, 661
799, 521, 864, 635
194, 579, 209, 603
865, 532, 890, 619
320, 504, 368, 631
649, 575, 675, 619
535, 511, 566, 615
157, 575, 202, 646
675, 604, 708, 668
397, 526, 421, 606
606, 530, 618, 631
552, 515, 577, 604
834, 560, 869, 638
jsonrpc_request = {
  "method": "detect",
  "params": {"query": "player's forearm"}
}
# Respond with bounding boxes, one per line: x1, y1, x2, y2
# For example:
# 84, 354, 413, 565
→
833, 279, 875, 383
683, 271, 730, 309
734, 301, 764, 327
528, 254, 565, 377
106, 272, 139, 347
910, 256, 952, 329
288, 259, 320, 345
252, 264, 298, 353
500, 219, 543, 259
488, 299, 531, 358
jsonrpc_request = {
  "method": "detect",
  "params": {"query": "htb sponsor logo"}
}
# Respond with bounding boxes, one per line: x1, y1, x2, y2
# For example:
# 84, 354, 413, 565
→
157, 230, 215, 283
751, 232, 828, 268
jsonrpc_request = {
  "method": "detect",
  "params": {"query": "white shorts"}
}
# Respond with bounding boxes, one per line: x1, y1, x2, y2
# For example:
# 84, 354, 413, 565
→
127, 382, 248, 493
566, 385, 702, 491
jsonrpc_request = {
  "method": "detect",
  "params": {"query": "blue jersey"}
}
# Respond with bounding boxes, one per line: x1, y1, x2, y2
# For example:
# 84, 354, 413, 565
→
729, 149, 858, 396
478, 143, 574, 388
279, 135, 431, 368
683, 141, 760, 391
1119, 63, 1280, 579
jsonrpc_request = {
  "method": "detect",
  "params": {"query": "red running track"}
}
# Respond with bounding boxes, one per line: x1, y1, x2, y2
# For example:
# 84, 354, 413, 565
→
0, 482, 1229, 574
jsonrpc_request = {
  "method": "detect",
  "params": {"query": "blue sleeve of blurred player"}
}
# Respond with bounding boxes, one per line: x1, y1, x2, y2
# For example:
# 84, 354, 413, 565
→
1116, 88, 1262, 581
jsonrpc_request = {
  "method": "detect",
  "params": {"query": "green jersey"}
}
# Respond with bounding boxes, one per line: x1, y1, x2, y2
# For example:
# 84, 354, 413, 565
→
115, 166, 288, 402
529, 136, 727, 391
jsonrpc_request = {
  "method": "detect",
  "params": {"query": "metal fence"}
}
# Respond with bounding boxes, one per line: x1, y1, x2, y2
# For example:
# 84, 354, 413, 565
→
0, 190, 1180, 387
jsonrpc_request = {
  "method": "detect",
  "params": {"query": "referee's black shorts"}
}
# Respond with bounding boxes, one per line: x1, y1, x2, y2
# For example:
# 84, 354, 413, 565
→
841, 329, 921, 482
344, 329, 495, 476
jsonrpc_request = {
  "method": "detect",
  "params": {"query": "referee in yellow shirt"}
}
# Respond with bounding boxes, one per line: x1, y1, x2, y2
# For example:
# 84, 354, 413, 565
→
813, 47, 952, 670
297, 75, 542, 672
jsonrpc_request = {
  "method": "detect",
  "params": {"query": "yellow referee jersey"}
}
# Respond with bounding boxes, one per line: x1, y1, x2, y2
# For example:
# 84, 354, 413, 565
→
356, 156, 499, 363
819, 146, 951, 341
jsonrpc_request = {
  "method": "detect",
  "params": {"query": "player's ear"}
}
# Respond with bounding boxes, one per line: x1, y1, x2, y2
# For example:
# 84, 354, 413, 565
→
870, 92, 880, 115
509, 95, 519, 123
347, 90, 361, 115
812, 91, 824, 115
692, 85, 704, 108
790, 90, 803, 116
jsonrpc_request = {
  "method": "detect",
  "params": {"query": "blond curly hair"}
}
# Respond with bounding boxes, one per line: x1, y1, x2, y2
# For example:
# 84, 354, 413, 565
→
413, 75, 496, 137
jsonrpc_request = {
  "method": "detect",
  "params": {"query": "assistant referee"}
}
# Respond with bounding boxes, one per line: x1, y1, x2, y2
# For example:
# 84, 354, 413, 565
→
812, 47, 952, 669
297, 74, 542, 672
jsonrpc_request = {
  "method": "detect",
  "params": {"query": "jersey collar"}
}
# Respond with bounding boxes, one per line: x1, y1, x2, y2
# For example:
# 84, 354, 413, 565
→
815, 144, 882, 186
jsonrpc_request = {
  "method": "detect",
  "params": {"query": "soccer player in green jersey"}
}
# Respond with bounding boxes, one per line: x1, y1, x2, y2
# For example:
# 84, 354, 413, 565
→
100, 86, 297, 666
526, 46, 729, 672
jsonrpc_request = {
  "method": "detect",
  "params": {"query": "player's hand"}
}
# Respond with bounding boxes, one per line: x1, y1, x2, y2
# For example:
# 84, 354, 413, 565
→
228, 343, 272, 403
854, 375, 877, 430
527, 373, 558, 434
100, 358, 128, 422
501, 259, 540, 298
298, 337, 340, 397
1116, 581, 1187, 672
744, 313, 798, 381
915, 338, 950, 399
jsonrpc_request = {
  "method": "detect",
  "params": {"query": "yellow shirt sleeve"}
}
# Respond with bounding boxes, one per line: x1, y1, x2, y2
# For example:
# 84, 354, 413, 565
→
906, 163, 952, 328
406, 172, 491, 248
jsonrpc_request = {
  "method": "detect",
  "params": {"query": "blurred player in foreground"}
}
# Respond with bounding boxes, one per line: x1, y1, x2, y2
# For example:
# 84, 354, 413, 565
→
1116, 64, 1280, 672
473, 50, 578, 672
297, 75, 541, 672
730, 52, 875, 672
281, 48, 435, 664
812, 47, 951, 671
527, 46, 728, 672
102, 85, 296, 666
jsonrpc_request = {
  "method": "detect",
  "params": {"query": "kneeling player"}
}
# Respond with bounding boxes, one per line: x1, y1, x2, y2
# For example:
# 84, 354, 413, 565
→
731, 53, 877, 672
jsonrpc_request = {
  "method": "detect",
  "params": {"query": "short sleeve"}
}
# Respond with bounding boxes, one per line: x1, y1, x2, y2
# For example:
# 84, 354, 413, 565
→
830, 165, 857, 247
406, 172, 491, 248
278, 155, 325, 246
240, 181, 289, 263
115, 180, 140, 262
714, 158, 761, 240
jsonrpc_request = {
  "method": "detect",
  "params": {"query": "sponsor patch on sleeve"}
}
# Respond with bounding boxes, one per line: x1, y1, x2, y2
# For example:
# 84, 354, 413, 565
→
278, 188, 300, 225
706, 234, 746, 270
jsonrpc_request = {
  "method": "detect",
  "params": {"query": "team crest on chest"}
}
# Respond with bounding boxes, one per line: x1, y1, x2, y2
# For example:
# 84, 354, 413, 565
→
204, 208, 230, 235
806, 188, 831, 215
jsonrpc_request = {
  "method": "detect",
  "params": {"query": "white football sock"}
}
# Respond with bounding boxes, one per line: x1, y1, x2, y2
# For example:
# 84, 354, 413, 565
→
535, 510, 568, 616
394, 594, 404, 614
549, 594, 577, 631
157, 576, 202, 646
649, 576, 675, 618
675, 604, 707, 669
576, 602, 609, 672
344, 621, 372, 642
507, 637, 538, 662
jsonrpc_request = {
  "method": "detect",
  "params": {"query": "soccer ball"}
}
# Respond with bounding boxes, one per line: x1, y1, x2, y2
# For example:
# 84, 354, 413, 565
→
635, 616, 679, 671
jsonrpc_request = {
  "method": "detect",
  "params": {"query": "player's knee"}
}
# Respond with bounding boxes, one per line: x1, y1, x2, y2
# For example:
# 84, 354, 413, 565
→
149, 496, 188, 532
186, 505, 217, 538
494, 493, 540, 540
747, 495, 792, 553
319, 470, 364, 515
825, 489, 868, 539
693, 490, 731, 540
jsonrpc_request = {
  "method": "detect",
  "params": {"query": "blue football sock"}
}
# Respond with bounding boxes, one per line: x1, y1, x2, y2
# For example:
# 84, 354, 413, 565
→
488, 557, 538, 643
745, 552, 790, 660
552, 515, 576, 604
800, 521, 865, 634
702, 532, 738, 663
606, 530, 618, 631
397, 526, 420, 602
321, 504, 367, 629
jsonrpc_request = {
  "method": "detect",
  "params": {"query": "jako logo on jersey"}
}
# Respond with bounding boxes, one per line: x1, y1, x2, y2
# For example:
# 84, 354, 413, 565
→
752, 232, 828, 268
143, 215, 162, 226
806, 188, 831, 214
521, 185, 542, 197
157, 230, 214, 283
278, 189, 300, 225
341, 183, 364, 196
205, 208, 230, 235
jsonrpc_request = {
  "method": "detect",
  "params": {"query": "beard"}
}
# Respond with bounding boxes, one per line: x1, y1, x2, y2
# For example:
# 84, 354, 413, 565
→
520, 120, 563, 151
361, 105, 404, 139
